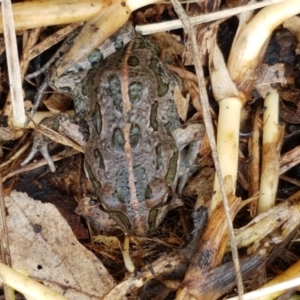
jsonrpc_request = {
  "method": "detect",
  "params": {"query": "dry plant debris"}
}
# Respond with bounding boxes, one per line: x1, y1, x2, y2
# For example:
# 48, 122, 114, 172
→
5, 191, 114, 299
1, 0, 300, 299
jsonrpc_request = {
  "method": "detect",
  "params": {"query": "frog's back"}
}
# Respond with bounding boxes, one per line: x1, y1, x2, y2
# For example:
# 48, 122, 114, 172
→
84, 35, 182, 236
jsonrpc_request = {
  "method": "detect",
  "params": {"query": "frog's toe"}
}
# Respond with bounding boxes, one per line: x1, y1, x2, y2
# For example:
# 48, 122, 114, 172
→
21, 135, 56, 172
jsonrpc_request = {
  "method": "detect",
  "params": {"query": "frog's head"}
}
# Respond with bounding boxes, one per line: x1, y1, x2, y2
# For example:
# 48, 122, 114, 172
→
101, 178, 172, 237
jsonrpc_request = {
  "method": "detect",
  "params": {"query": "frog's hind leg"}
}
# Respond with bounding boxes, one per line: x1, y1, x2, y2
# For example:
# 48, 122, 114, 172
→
21, 130, 56, 172
21, 113, 85, 172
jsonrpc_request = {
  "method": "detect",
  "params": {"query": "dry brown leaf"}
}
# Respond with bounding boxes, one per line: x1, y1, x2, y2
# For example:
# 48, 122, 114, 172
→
5, 191, 115, 300
44, 93, 72, 114
254, 63, 287, 98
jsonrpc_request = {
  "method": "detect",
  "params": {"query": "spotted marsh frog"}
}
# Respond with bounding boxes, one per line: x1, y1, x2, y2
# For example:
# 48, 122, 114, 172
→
24, 23, 205, 236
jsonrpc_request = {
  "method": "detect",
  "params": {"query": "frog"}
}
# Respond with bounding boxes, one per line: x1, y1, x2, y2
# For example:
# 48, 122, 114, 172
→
22, 22, 205, 237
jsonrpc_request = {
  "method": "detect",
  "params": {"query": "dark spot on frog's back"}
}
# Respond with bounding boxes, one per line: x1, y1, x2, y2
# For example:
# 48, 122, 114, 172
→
114, 38, 125, 51
166, 151, 178, 184
128, 82, 143, 104
148, 57, 169, 97
92, 103, 102, 135
150, 101, 158, 130
127, 55, 139, 67
133, 36, 147, 50
133, 165, 150, 202
94, 148, 105, 170
84, 162, 102, 194
113, 167, 130, 203
113, 165, 151, 204
108, 74, 123, 112
87, 48, 104, 66
161, 98, 181, 133
154, 144, 162, 169
129, 124, 141, 148
113, 128, 125, 151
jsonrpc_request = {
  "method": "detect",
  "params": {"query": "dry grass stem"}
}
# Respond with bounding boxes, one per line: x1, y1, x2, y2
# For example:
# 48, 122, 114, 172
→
248, 104, 262, 217
0, 0, 103, 32
0, 142, 31, 170
2, 0, 25, 127
122, 235, 135, 273
280, 145, 300, 174
3, 28, 42, 123
279, 175, 300, 187
255, 260, 300, 300
258, 92, 284, 214
136, 0, 284, 34
0, 262, 68, 300
227, 276, 300, 300
27, 23, 83, 62
103, 253, 182, 300
234, 197, 300, 252
37, 124, 84, 153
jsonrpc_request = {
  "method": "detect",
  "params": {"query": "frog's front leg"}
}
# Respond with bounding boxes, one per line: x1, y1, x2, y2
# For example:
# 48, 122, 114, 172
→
173, 123, 206, 194
21, 113, 88, 172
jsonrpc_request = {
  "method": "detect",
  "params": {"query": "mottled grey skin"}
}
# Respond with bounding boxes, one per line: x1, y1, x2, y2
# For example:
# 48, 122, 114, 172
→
23, 23, 204, 236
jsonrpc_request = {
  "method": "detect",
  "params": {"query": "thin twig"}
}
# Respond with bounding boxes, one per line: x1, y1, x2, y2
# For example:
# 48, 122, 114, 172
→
27, 22, 83, 62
